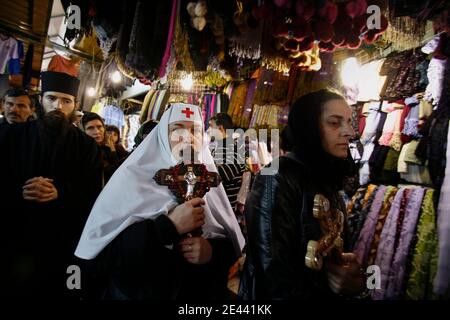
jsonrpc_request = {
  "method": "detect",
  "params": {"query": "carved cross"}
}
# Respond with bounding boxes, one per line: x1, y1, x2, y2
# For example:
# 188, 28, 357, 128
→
153, 162, 221, 204
305, 194, 344, 271
154, 162, 222, 237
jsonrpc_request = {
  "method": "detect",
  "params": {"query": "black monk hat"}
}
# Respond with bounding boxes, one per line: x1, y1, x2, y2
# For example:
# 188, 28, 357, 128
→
41, 71, 80, 97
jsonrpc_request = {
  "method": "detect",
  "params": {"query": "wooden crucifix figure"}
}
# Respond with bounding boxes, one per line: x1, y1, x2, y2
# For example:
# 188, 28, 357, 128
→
153, 162, 222, 236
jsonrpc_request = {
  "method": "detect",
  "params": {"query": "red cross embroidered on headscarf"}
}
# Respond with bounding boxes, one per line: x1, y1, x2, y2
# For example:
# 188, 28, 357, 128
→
182, 107, 194, 118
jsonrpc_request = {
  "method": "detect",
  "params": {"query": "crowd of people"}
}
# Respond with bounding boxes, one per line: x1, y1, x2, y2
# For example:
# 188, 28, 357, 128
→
0, 69, 366, 300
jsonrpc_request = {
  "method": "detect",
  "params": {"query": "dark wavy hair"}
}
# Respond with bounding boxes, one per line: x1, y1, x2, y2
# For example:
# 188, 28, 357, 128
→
81, 112, 104, 130
105, 125, 121, 142
209, 112, 234, 130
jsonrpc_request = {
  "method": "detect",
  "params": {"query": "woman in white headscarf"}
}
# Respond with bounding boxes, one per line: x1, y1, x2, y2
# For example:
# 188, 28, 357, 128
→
76, 103, 245, 300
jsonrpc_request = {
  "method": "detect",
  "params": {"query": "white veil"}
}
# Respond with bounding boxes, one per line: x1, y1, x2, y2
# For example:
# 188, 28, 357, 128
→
75, 103, 245, 259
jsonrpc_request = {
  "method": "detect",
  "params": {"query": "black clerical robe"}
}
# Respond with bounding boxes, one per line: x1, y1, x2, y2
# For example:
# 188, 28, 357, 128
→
0, 116, 103, 298
88, 215, 237, 300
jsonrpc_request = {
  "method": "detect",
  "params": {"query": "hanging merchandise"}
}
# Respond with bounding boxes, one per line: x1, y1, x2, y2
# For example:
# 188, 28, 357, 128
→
357, 95, 437, 187
346, 184, 379, 251
258, 1, 291, 75
227, 81, 249, 127
372, 187, 425, 300
48, 54, 81, 77
350, 184, 438, 300
140, 88, 156, 124
378, 102, 404, 151
432, 51, 450, 296
382, 13, 427, 51
187, 1, 208, 31
100, 103, 126, 135
229, 5, 263, 62
406, 189, 438, 300
125, 0, 173, 81
289, 53, 337, 104
202, 57, 232, 89
93, 21, 118, 61
0, 33, 19, 74
422, 33, 448, 107
149, 89, 169, 121
380, 50, 427, 101
95, 56, 132, 99
261, 56, 291, 74
6, 40, 23, 75
434, 119, 450, 297
73, 28, 103, 59
239, 79, 257, 128
271, 0, 388, 69
114, 0, 139, 80
22, 43, 34, 88
173, 2, 195, 72
91, 100, 104, 115
77, 61, 98, 111
397, 140, 432, 185
248, 104, 288, 129
203, 69, 230, 88
123, 114, 141, 151
159, 0, 179, 78
253, 68, 289, 105
415, 59, 450, 196
292, 42, 322, 72
201, 93, 230, 129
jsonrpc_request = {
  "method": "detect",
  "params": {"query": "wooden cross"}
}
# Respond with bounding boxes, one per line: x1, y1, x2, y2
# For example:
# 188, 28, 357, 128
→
154, 162, 221, 204
154, 162, 221, 237
305, 194, 344, 271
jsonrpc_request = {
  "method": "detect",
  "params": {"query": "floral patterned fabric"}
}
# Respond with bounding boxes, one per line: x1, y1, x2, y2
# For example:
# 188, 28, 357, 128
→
347, 185, 379, 251
406, 189, 438, 300
381, 50, 427, 101
372, 188, 405, 300
354, 186, 388, 266
367, 186, 398, 266
386, 188, 425, 299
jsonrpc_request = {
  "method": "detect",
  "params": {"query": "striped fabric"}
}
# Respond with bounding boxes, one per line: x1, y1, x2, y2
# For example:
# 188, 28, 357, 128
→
211, 138, 246, 210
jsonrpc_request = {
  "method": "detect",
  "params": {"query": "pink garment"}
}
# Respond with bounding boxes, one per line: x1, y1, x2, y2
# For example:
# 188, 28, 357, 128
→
379, 109, 403, 146
201, 96, 207, 124
210, 94, 216, 120
159, 0, 178, 78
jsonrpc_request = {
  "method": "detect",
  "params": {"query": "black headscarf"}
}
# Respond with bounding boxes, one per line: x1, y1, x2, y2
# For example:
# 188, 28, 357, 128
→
286, 89, 357, 190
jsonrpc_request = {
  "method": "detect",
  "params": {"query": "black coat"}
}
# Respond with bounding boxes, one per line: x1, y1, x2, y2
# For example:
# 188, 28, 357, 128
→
238, 155, 348, 300
87, 215, 237, 300
0, 119, 103, 298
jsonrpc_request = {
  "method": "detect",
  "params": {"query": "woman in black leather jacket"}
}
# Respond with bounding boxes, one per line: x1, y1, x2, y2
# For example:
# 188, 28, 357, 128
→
238, 89, 366, 299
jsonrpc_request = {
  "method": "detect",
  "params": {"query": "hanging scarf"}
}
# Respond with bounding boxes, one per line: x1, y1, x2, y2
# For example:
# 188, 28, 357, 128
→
159, 0, 178, 78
